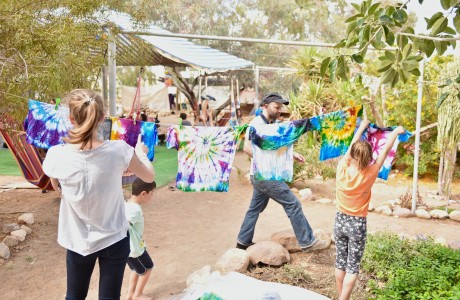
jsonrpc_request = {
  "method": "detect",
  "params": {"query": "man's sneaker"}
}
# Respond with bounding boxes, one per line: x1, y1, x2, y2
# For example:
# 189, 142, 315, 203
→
301, 239, 329, 252
236, 242, 255, 250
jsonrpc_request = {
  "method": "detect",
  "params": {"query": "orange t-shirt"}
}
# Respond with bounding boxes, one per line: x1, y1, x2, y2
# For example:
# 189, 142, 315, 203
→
335, 157, 380, 217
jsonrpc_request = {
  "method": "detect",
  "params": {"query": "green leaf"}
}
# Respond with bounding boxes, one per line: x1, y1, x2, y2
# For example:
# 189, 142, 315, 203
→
393, 9, 408, 24
391, 71, 399, 88
368, 2, 381, 15
320, 57, 331, 77
402, 43, 412, 58
329, 58, 338, 82
431, 16, 448, 35
345, 14, 363, 23
351, 3, 361, 12
359, 24, 371, 48
346, 36, 359, 47
334, 39, 347, 48
444, 26, 456, 35
441, 0, 451, 10
453, 13, 460, 33
426, 12, 444, 30
377, 60, 394, 72
397, 35, 408, 50
347, 22, 359, 35
337, 55, 349, 80
351, 54, 364, 63
381, 67, 396, 84
384, 51, 396, 61
418, 0, 424, 4
436, 92, 449, 109
402, 60, 419, 71
410, 68, 421, 76
379, 15, 392, 24
424, 39, 435, 57
435, 40, 448, 55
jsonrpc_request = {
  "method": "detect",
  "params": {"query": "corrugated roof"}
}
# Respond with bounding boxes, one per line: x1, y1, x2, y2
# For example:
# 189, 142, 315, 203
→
105, 13, 254, 72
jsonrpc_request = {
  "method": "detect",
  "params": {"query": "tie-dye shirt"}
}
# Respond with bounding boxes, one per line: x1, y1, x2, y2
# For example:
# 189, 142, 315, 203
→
110, 118, 157, 161
166, 125, 247, 192
26, 99, 72, 149
361, 123, 412, 180
249, 118, 312, 182
310, 106, 363, 161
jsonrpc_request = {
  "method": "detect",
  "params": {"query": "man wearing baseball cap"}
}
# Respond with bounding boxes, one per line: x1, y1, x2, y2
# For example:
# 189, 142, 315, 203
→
236, 92, 328, 252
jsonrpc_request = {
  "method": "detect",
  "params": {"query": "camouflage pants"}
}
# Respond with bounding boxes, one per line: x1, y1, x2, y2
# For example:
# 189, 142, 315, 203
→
334, 211, 367, 274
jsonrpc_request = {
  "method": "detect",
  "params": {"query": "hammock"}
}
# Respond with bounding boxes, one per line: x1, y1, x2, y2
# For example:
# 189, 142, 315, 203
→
0, 127, 53, 190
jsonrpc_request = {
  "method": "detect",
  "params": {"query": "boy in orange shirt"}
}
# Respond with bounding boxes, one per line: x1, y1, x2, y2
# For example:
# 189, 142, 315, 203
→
334, 119, 405, 300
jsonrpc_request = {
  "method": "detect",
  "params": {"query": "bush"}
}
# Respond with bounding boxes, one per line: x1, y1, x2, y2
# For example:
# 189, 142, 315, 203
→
361, 232, 460, 300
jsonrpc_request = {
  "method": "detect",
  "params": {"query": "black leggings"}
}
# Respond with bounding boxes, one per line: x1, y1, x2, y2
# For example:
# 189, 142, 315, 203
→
334, 211, 367, 274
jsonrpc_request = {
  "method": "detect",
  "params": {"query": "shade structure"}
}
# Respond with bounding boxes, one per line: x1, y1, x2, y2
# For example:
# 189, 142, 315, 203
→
105, 13, 254, 72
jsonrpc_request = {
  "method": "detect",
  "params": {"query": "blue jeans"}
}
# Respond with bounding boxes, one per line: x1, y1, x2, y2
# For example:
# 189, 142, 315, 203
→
65, 235, 130, 300
237, 177, 316, 248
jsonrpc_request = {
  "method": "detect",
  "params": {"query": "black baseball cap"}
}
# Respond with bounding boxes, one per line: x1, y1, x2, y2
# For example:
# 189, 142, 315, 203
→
260, 92, 289, 105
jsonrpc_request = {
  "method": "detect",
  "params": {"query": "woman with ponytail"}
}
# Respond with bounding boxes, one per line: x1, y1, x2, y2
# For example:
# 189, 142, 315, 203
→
43, 89, 155, 300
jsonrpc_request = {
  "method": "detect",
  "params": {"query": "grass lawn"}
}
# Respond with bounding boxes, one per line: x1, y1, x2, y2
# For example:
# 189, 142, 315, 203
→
0, 146, 177, 188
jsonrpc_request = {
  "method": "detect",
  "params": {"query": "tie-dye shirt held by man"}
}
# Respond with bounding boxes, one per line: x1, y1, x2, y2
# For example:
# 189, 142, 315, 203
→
166, 125, 247, 192
26, 99, 72, 149
110, 117, 158, 161
361, 123, 412, 180
310, 106, 363, 161
249, 118, 311, 182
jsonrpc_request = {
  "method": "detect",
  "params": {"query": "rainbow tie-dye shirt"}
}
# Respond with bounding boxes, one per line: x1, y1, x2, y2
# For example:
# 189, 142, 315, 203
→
310, 106, 363, 161
110, 117, 157, 161
249, 118, 311, 182
26, 100, 72, 149
166, 125, 247, 192
361, 123, 412, 180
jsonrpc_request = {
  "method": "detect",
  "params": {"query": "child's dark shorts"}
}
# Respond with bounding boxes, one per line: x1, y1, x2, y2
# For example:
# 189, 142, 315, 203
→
127, 250, 154, 275
333, 211, 367, 274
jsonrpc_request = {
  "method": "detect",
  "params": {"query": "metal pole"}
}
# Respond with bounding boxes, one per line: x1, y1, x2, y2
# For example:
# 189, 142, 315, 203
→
254, 66, 260, 110
108, 29, 117, 117
102, 66, 108, 115
411, 59, 425, 213
123, 30, 396, 51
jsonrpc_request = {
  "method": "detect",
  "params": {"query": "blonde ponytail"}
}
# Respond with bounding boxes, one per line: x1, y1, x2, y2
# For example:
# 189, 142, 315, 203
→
64, 89, 104, 149
350, 140, 373, 171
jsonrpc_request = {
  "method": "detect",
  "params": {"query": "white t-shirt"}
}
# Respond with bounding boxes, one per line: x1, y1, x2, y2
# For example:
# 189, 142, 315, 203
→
125, 202, 145, 258
43, 140, 134, 256
248, 115, 269, 176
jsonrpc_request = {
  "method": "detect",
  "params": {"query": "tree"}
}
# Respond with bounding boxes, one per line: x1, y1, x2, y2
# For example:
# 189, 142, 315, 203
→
0, 0, 130, 126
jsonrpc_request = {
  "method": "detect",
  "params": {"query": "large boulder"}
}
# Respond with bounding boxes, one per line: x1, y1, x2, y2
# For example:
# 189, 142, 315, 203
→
186, 265, 212, 288
299, 188, 312, 201
0, 243, 10, 259
2, 236, 19, 247
246, 241, 290, 266
393, 208, 414, 218
375, 206, 392, 216
449, 211, 460, 222
10, 229, 27, 242
214, 248, 250, 273
271, 230, 301, 253
415, 209, 431, 220
316, 198, 333, 205
18, 213, 34, 225
430, 209, 449, 219
3, 223, 20, 234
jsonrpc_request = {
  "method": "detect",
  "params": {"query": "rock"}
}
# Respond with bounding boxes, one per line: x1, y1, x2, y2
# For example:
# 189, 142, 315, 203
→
186, 265, 211, 288
299, 188, 312, 201
290, 187, 299, 194
313, 229, 332, 249
316, 198, 333, 205
393, 208, 414, 218
430, 209, 449, 219
449, 211, 460, 222
18, 213, 34, 225
271, 230, 301, 253
246, 241, 290, 266
415, 209, 431, 219
368, 202, 374, 212
0, 242, 10, 259
434, 237, 448, 247
20, 225, 32, 235
448, 240, 460, 250
214, 248, 250, 273
375, 206, 392, 216
2, 236, 19, 247
3, 223, 20, 234
398, 233, 415, 241
10, 229, 27, 242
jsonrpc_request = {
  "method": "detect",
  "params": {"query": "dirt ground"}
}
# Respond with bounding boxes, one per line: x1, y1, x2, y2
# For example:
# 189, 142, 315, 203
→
1, 150, 460, 300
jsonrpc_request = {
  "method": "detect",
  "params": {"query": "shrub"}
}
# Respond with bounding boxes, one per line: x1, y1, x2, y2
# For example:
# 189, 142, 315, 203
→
362, 232, 460, 299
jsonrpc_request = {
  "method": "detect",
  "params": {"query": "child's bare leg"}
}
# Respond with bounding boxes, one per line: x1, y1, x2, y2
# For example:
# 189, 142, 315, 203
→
127, 271, 139, 300
339, 273, 358, 300
132, 269, 152, 300
335, 268, 346, 296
